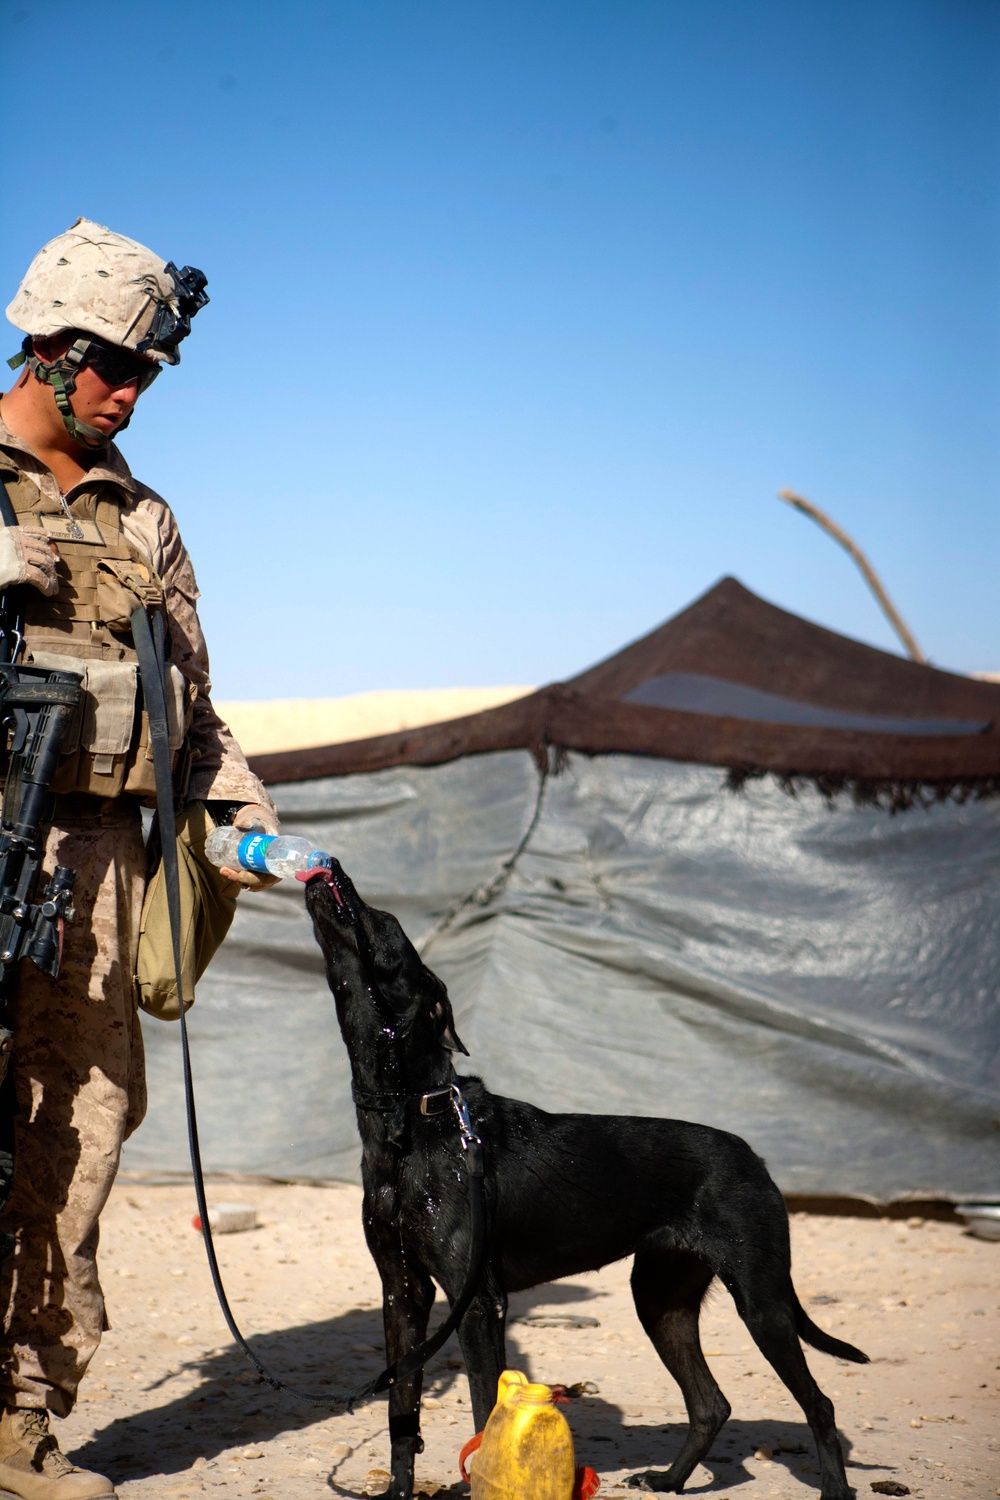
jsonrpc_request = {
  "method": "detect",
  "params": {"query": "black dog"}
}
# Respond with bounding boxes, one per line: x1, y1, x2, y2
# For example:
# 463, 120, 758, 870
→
304, 861, 867, 1500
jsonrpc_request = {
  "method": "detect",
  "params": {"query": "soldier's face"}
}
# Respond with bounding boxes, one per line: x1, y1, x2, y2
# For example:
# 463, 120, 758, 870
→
72, 360, 143, 436
34, 334, 154, 437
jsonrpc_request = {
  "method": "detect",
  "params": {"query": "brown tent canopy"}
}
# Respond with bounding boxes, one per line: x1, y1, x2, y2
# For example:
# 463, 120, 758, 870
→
249, 578, 1000, 801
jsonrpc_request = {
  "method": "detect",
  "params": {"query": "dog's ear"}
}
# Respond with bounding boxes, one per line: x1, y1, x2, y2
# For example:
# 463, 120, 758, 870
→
427, 974, 469, 1056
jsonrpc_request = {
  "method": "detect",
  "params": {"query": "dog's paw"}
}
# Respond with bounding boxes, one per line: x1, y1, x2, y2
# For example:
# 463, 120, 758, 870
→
625, 1471, 681, 1494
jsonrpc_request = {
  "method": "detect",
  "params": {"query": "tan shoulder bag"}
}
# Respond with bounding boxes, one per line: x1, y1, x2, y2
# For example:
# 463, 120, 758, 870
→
135, 800, 241, 1020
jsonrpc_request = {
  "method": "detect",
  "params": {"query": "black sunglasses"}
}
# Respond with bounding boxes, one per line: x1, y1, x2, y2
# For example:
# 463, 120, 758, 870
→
83, 340, 161, 395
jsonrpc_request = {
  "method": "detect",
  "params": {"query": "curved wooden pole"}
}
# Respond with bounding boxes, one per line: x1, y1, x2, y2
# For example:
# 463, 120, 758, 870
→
778, 489, 926, 664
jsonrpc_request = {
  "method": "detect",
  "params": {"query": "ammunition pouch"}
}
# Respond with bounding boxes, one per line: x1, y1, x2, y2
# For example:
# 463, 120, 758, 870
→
23, 649, 194, 802
94, 556, 166, 632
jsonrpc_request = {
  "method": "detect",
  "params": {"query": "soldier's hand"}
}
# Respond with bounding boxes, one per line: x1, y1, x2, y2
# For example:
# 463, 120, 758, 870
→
219, 803, 282, 892
0, 526, 60, 596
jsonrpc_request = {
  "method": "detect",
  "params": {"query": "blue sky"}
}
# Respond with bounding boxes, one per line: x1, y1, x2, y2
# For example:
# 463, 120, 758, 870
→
2, 0, 997, 697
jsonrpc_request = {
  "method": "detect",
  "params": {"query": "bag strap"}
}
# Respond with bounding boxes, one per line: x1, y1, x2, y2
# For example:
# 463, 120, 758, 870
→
0, 479, 17, 532
131, 606, 283, 1384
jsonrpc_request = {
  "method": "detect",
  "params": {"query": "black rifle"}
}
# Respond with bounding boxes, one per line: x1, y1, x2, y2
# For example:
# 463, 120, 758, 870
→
0, 478, 82, 1247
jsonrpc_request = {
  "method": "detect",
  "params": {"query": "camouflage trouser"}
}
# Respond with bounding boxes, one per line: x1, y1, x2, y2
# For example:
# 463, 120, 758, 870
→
0, 803, 148, 1417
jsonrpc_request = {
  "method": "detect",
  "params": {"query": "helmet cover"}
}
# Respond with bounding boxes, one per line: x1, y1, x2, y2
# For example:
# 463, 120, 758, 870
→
5, 217, 207, 365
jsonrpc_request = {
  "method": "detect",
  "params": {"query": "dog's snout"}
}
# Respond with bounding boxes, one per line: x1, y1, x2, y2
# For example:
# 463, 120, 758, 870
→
299, 865, 354, 921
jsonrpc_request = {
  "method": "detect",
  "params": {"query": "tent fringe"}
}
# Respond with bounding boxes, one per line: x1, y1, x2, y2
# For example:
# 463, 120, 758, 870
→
726, 765, 1000, 813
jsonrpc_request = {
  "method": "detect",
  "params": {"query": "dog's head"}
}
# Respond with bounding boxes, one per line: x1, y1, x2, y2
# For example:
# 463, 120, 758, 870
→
303, 860, 468, 1069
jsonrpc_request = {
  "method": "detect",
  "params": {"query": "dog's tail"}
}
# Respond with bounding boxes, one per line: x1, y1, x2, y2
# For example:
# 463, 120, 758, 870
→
794, 1299, 869, 1364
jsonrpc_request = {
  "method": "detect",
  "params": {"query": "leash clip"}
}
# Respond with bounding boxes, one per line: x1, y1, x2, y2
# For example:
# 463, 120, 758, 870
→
450, 1084, 482, 1152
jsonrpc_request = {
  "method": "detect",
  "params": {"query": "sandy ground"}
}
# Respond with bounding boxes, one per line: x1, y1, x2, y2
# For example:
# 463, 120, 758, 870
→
48, 1181, 998, 1500
214, 688, 533, 757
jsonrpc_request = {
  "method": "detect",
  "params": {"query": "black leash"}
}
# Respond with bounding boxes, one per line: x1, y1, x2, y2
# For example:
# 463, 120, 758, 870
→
132, 600, 486, 1407
348, 1080, 486, 1400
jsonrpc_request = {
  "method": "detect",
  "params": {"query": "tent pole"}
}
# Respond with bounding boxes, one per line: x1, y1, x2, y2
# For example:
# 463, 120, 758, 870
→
778, 489, 927, 665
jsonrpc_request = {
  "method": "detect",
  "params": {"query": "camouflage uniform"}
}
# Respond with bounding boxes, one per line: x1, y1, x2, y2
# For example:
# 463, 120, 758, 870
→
0, 413, 272, 1416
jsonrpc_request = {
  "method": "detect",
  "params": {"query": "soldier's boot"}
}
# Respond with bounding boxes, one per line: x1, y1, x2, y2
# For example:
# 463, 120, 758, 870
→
0, 1409, 114, 1499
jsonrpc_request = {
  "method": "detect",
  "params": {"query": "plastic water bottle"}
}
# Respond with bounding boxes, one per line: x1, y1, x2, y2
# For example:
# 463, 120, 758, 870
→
203, 828, 332, 879
192, 1202, 258, 1234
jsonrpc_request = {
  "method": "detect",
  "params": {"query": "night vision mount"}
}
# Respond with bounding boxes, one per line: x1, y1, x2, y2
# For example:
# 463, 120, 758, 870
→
136, 263, 209, 356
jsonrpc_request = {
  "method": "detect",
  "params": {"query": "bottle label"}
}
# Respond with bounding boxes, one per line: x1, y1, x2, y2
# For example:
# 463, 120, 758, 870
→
237, 833, 274, 873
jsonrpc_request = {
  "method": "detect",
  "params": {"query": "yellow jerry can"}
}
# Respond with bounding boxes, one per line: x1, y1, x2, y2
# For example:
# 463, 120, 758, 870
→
468, 1369, 576, 1500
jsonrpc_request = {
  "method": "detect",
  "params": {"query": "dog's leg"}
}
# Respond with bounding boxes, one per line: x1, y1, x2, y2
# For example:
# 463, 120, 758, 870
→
379, 1256, 436, 1500
456, 1279, 509, 1433
734, 1290, 852, 1500
626, 1247, 730, 1494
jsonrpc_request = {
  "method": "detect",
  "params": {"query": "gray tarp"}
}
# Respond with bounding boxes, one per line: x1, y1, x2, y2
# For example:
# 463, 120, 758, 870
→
124, 751, 1000, 1200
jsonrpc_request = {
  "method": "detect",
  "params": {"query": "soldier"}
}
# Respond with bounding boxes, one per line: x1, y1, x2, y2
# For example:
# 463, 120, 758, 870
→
0, 219, 280, 1498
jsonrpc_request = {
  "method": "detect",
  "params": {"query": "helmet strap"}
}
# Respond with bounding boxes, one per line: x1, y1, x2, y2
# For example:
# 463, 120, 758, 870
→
8, 336, 111, 450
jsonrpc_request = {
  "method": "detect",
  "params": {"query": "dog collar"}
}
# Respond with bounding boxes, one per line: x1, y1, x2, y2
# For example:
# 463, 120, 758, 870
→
351, 1079, 481, 1155
351, 1079, 455, 1116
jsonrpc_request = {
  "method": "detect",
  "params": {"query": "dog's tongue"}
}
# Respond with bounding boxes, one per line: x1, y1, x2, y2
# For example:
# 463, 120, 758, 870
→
296, 867, 345, 907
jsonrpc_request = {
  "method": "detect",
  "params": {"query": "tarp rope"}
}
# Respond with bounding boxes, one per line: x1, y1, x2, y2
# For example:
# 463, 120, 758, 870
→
420, 749, 551, 957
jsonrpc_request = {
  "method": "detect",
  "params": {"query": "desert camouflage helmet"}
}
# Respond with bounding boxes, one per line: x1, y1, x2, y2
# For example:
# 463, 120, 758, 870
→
6, 217, 208, 365
5, 218, 208, 448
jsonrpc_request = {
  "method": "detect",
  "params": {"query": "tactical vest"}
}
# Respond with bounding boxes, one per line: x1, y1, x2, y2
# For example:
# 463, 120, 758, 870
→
3, 471, 194, 800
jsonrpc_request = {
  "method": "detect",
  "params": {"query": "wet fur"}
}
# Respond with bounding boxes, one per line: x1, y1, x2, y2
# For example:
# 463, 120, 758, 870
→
304, 863, 867, 1500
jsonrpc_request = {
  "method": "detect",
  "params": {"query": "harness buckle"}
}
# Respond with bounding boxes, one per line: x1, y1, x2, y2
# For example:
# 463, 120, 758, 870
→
418, 1087, 453, 1117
